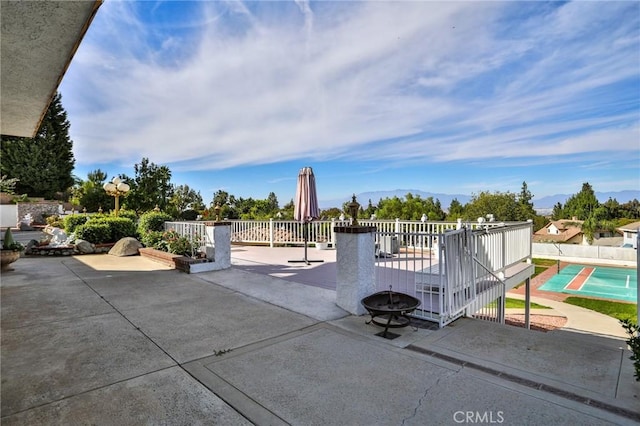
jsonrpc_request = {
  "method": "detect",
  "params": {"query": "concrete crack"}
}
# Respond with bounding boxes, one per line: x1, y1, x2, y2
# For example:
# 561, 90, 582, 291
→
401, 370, 457, 425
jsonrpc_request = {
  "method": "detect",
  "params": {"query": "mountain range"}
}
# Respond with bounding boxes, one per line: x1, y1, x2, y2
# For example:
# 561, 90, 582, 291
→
319, 189, 640, 213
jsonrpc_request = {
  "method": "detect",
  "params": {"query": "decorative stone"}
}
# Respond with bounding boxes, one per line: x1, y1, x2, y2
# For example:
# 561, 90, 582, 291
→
46, 226, 69, 246
24, 239, 38, 254
18, 221, 34, 231
108, 237, 143, 257
75, 239, 95, 254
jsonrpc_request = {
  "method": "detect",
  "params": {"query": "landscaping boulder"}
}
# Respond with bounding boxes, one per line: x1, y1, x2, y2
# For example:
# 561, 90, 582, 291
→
108, 237, 143, 257
45, 226, 69, 245
18, 221, 34, 231
75, 239, 95, 254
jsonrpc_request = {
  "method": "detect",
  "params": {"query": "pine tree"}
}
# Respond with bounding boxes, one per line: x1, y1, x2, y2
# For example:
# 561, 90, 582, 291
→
0, 92, 75, 199
563, 182, 599, 220
517, 181, 536, 220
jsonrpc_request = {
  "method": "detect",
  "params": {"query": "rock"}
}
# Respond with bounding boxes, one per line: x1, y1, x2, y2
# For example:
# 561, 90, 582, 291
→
18, 222, 34, 231
75, 239, 95, 254
108, 237, 143, 257
25, 239, 38, 254
47, 227, 68, 245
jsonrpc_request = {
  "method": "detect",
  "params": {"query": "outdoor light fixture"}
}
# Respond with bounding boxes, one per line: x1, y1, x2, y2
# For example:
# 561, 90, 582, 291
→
421, 214, 427, 223
103, 177, 130, 216
214, 204, 222, 221
347, 194, 360, 226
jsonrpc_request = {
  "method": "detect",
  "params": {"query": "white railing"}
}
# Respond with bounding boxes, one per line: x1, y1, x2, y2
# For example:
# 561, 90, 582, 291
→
227, 218, 504, 248
372, 222, 533, 327
442, 228, 477, 323
472, 222, 532, 282
230, 219, 350, 246
164, 221, 208, 252
373, 230, 447, 326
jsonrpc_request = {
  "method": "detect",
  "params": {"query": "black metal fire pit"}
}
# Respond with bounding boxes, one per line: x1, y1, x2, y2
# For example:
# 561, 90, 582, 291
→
361, 288, 421, 339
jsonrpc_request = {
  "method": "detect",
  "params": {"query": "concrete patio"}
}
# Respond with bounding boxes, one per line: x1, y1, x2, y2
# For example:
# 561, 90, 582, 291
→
1, 246, 638, 425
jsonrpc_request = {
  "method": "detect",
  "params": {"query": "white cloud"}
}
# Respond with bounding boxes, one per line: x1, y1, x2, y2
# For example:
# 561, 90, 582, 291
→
61, 1, 639, 175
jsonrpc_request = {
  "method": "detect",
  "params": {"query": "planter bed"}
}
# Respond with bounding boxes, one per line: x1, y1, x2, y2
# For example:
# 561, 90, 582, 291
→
28, 246, 76, 256
139, 248, 219, 273
26, 243, 115, 257
173, 257, 215, 274
138, 247, 184, 269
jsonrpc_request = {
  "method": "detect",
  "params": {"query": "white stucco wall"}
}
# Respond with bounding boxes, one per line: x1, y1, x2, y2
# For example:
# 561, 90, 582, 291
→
0, 205, 18, 228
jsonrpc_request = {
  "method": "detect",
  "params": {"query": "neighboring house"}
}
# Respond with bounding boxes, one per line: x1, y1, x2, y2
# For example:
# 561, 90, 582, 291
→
617, 221, 640, 249
533, 219, 619, 245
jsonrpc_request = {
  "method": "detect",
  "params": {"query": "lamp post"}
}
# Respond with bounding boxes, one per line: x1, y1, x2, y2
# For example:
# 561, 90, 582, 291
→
347, 194, 360, 227
103, 177, 130, 216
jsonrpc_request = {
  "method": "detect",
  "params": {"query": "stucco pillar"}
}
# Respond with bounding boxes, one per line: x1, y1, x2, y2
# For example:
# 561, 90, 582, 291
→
204, 221, 231, 270
334, 225, 377, 315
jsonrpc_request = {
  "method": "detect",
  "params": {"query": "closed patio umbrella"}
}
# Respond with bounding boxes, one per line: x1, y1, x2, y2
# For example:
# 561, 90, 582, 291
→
289, 167, 323, 264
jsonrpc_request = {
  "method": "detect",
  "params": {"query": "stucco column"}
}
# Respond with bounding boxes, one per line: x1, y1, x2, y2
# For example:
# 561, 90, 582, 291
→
204, 221, 231, 269
334, 225, 376, 315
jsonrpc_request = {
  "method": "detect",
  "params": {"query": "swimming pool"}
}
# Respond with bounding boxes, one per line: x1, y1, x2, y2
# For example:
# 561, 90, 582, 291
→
539, 264, 637, 303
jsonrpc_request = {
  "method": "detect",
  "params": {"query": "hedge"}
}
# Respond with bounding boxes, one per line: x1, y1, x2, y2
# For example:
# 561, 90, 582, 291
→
63, 214, 89, 233
138, 211, 173, 235
75, 223, 111, 244
89, 217, 137, 242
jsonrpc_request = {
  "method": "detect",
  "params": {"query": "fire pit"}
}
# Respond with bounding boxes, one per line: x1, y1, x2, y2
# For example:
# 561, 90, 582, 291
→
361, 288, 421, 338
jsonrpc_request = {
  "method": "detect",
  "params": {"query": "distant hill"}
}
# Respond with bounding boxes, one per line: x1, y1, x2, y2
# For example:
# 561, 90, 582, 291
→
319, 189, 640, 211
535, 190, 640, 209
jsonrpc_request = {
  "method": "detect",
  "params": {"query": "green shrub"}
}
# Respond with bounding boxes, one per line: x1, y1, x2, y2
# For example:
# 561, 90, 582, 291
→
140, 230, 164, 248
138, 211, 173, 235
63, 214, 89, 233
620, 319, 640, 382
115, 209, 137, 222
75, 223, 110, 244
89, 217, 136, 242
156, 230, 198, 257
2, 228, 23, 251
45, 215, 64, 228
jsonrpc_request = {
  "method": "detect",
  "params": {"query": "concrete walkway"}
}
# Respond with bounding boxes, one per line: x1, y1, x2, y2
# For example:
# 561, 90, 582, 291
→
1, 254, 638, 425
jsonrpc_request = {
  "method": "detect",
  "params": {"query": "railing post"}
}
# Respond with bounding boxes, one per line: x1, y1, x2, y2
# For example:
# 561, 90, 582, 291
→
330, 218, 336, 247
501, 229, 506, 271
269, 218, 274, 248
334, 224, 377, 315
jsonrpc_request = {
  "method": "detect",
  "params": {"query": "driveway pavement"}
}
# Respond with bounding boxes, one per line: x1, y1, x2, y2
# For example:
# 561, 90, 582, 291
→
1, 253, 638, 425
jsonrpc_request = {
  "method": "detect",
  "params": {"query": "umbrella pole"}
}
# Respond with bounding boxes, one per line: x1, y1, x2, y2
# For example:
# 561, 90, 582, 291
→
288, 221, 324, 265
304, 222, 309, 264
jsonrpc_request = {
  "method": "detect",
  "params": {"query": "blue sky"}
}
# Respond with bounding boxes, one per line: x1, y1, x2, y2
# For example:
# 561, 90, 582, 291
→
59, 0, 640, 208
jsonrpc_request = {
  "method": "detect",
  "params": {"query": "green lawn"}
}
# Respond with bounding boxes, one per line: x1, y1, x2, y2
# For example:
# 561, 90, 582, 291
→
487, 298, 550, 309
532, 258, 557, 267
563, 297, 638, 323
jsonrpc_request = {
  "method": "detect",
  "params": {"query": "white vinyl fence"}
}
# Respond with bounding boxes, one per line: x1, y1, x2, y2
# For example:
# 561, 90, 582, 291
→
226, 218, 498, 248
533, 242, 636, 264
